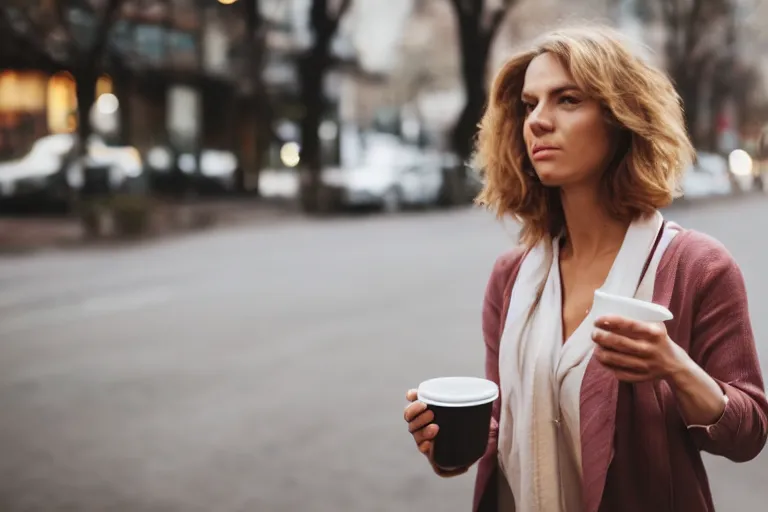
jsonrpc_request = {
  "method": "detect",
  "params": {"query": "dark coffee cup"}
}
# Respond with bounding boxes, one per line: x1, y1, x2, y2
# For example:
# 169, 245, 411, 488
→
417, 376, 499, 469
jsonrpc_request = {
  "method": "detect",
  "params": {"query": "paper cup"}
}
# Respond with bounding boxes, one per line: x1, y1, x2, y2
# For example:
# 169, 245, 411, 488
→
417, 376, 499, 469
592, 289, 673, 323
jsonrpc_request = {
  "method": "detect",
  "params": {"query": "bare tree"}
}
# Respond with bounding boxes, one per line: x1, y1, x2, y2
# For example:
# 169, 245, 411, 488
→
1, 0, 126, 154
239, 0, 268, 193
298, 0, 353, 213
656, 0, 734, 148
447, 0, 517, 163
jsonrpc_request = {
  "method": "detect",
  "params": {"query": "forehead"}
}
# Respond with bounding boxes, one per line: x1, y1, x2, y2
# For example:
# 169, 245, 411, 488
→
522, 52, 577, 95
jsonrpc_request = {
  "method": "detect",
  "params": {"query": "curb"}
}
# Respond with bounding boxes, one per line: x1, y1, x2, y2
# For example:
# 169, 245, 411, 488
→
668, 189, 766, 209
0, 200, 300, 256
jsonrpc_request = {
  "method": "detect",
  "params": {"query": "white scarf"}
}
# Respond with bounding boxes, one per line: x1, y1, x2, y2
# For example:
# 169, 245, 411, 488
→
497, 211, 672, 511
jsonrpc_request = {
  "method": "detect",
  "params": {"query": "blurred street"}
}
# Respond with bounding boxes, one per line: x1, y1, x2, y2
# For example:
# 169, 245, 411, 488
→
0, 198, 767, 511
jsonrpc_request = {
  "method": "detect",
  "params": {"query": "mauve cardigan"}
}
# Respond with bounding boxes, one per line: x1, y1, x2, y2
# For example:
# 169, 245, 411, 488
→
471, 228, 768, 512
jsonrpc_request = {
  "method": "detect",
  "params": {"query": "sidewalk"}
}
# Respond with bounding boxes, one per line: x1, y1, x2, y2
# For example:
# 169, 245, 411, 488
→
670, 188, 767, 209
0, 197, 299, 254
0, 216, 83, 253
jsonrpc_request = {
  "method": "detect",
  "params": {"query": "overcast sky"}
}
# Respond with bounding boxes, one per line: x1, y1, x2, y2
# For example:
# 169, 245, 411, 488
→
346, 0, 413, 73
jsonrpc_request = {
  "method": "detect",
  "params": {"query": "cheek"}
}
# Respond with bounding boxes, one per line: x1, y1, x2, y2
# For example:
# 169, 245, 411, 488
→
565, 115, 613, 169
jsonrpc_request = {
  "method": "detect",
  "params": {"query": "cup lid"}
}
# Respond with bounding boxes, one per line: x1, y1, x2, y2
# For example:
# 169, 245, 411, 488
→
417, 377, 499, 407
593, 289, 673, 321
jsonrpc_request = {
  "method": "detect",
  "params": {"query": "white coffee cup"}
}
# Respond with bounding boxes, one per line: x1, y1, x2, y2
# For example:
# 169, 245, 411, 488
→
592, 289, 673, 323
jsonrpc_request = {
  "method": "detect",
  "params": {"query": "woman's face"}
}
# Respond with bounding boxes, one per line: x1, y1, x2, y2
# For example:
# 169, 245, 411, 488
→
521, 52, 615, 189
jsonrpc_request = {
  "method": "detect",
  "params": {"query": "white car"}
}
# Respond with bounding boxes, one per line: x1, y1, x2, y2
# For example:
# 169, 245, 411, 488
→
322, 143, 444, 212
0, 134, 75, 197
0, 134, 143, 198
146, 146, 239, 192
681, 152, 733, 199
68, 136, 144, 191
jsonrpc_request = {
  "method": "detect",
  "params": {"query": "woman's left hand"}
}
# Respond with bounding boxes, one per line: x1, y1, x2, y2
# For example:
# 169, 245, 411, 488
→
592, 315, 686, 383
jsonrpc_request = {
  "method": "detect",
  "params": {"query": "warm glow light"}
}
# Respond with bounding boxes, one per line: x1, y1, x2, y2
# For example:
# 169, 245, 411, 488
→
729, 149, 753, 177
47, 71, 77, 133
96, 93, 119, 115
280, 142, 301, 168
96, 75, 113, 96
218, 0, 238, 4
0, 71, 47, 111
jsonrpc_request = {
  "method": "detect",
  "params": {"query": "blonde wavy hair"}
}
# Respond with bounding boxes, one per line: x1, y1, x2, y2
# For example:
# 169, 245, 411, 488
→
473, 25, 694, 247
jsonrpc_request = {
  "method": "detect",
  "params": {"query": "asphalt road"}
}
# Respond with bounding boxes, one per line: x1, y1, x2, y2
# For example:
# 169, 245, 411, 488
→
1, 197, 768, 512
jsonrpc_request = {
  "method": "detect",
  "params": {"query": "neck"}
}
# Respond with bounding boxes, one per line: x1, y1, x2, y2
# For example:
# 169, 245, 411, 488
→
559, 184, 629, 260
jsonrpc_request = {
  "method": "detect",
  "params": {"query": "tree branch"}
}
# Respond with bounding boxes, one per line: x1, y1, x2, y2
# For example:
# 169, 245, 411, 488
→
0, 5, 67, 67
449, 0, 470, 16
83, 0, 124, 66
682, 0, 706, 58
486, 0, 515, 39
327, 0, 352, 35
660, 0, 678, 24
54, 0, 78, 56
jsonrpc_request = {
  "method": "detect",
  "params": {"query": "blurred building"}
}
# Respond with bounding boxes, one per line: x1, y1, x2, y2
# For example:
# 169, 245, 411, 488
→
0, 0, 248, 161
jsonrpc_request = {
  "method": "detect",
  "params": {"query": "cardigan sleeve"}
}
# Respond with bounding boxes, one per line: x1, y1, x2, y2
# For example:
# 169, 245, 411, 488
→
686, 238, 768, 462
478, 248, 525, 461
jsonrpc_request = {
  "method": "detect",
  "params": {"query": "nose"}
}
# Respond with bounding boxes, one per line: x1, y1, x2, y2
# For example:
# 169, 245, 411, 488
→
526, 104, 554, 138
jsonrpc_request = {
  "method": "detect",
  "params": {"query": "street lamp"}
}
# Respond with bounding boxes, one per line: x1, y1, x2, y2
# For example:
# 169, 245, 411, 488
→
217, 0, 238, 4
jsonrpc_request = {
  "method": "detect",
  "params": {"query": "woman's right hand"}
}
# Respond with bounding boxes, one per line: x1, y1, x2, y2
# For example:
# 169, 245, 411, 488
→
404, 389, 468, 477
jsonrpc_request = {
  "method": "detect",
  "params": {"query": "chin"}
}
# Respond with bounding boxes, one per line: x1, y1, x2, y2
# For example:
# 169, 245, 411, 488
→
535, 169, 570, 187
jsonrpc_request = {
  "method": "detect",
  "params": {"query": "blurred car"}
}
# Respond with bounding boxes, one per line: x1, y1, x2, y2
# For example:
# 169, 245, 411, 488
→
0, 134, 76, 200
681, 152, 733, 199
321, 138, 444, 212
145, 146, 239, 194
0, 134, 143, 201
67, 137, 144, 193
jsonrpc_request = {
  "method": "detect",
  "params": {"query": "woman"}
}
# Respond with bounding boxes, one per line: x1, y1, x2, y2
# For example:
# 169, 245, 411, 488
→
403, 26, 768, 512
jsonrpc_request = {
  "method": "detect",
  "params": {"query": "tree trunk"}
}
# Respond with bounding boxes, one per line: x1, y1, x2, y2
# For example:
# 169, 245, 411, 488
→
241, 0, 264, 195
74, 68, 98, 155
670, 64, 702, 149
706, 62, 731, 152
452, 59, 488, 161
298, 46, 330, 214
449, 19, 491, 204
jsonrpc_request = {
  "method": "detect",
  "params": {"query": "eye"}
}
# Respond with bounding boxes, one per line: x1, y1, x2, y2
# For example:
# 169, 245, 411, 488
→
522, 101, 536, 114
559, 95, 580, 106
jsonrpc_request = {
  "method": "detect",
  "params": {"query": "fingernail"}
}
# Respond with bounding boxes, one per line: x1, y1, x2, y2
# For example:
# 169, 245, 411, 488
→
592, 329, 600, 339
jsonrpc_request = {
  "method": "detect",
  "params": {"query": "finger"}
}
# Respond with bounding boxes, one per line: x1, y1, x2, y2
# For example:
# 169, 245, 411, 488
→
408, 409, 435, 433
594, 345, 649, 373
592, 328, 651, 358
418, 440, 432, 455
595, 315, 665, 340
404, 401, 427, 422
414, 423, 439, 445
406, 389, 418, 402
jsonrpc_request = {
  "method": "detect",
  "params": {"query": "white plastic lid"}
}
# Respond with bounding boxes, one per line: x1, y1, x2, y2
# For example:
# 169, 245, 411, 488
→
593, 289, 673, 322
417, 377, 499, 407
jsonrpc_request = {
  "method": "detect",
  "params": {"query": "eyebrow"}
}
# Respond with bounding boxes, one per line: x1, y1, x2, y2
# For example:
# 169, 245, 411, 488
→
521, 84, 581, 100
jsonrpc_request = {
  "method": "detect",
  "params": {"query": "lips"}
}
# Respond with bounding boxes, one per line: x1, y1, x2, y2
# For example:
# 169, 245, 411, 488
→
531, 145, 560, 161
532, 145, 559, 156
